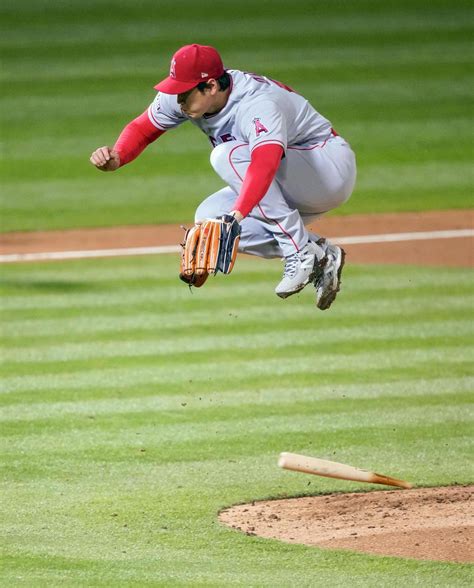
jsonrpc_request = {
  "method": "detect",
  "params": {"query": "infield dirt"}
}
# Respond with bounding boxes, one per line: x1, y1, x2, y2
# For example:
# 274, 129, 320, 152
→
219, 485, 473, 563
1, 210, 472, 267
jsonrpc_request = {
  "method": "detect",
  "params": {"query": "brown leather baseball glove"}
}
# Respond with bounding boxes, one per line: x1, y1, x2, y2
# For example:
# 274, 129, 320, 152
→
179, 215, 241, 287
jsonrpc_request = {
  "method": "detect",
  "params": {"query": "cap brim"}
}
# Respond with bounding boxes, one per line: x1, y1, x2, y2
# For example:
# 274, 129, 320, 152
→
154, 77, 198, 94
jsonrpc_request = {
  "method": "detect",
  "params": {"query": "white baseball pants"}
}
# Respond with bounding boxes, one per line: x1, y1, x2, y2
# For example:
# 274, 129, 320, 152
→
195, 134, 356, 259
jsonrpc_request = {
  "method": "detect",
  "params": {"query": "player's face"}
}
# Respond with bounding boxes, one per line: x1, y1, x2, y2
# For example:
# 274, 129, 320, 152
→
177, 81, 219, 118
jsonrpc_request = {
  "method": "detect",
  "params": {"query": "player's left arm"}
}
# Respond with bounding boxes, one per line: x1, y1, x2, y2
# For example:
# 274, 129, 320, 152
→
230, 143, 284, 220
230, 99, 287, 219
180, 143, 283, 287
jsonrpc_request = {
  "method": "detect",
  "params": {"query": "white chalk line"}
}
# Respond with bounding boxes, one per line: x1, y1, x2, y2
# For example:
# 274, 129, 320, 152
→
335, 229, 473, 245
0, 245, 179, 263
0, 229, 472, 264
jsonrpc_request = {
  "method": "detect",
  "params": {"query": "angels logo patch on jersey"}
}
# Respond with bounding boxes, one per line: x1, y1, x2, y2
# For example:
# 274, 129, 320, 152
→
253, 118, 268, 137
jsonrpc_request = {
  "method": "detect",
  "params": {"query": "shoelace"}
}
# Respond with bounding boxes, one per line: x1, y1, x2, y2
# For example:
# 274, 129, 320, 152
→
282, 253, 300, 278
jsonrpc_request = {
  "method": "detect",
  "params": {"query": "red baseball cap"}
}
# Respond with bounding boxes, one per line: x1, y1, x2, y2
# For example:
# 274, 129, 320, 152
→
154, 44, 225, 94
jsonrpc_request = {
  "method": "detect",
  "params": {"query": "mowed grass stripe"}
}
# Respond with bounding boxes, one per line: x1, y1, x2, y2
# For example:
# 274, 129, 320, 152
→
0, 256, 471, 286
3, 27, 472, 87
3, 400, 471, 457
1, 376, 471, 423
3, 361, 470, 409
2, 319, 471, 364
3, 423, 471, 486
2, 337, 472, 377
3, 38, 470, 86
2, 8, 471, 48
1, 261, 472, 298
1, 288, 472, 328
2, 291, 471, 327
2, 346, 471, 395
2, 307, 470, 347
3, 277, 472, 311
2, 272, 470, 316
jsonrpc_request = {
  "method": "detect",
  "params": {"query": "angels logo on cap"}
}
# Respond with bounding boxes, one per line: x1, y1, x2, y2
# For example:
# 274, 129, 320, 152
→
154, 44, 225, 95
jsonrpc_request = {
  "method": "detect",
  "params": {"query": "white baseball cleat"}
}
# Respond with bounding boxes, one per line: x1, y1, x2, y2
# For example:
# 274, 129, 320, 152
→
275, 241, 324, 299
314, 242, 346, 310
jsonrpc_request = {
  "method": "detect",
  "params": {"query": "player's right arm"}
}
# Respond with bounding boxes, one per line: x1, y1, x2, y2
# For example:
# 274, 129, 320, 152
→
90, 92, 186, 172
89, 110, 165, 172
89, 145, 121, 171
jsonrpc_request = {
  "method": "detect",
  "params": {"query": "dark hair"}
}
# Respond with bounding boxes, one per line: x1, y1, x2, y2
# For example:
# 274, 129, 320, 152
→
196, 71, 231, 93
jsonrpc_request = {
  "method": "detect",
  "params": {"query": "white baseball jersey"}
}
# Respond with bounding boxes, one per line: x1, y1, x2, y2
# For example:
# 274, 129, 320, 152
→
147, 69, 333, 152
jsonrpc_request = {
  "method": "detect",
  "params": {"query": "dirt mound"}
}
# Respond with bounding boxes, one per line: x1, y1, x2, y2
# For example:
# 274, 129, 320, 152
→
219, 485, 473, 563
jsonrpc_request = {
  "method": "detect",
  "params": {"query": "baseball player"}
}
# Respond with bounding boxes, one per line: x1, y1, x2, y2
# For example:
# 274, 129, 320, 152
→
90, 44, 356, 309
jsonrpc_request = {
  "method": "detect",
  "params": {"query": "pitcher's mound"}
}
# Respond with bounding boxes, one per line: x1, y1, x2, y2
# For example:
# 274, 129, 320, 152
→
219, 485, 473, 563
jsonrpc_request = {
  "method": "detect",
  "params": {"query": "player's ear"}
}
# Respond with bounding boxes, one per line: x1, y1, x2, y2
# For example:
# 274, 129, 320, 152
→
208, 79, 219, 94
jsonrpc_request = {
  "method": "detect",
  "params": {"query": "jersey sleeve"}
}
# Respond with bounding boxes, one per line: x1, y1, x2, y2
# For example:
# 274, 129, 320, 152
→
238, 98, 287, 153
113, 110, 165, 167
147, 91, 187, 131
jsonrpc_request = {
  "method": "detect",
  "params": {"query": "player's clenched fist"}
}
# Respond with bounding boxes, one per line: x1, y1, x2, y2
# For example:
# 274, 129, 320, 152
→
90, 146, 120, 171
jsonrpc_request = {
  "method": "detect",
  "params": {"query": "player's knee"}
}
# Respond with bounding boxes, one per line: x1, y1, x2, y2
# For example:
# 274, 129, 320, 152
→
209, 142, 233, 173
194, 202, 210, 223
195, 199, 219, 222
210, 141, 250, 175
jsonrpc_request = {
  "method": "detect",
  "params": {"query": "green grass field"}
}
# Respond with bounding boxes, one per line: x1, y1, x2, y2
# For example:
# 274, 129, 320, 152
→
1, 256, 473, 585
1, 0, 473, 585
1, 0, 473, 231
